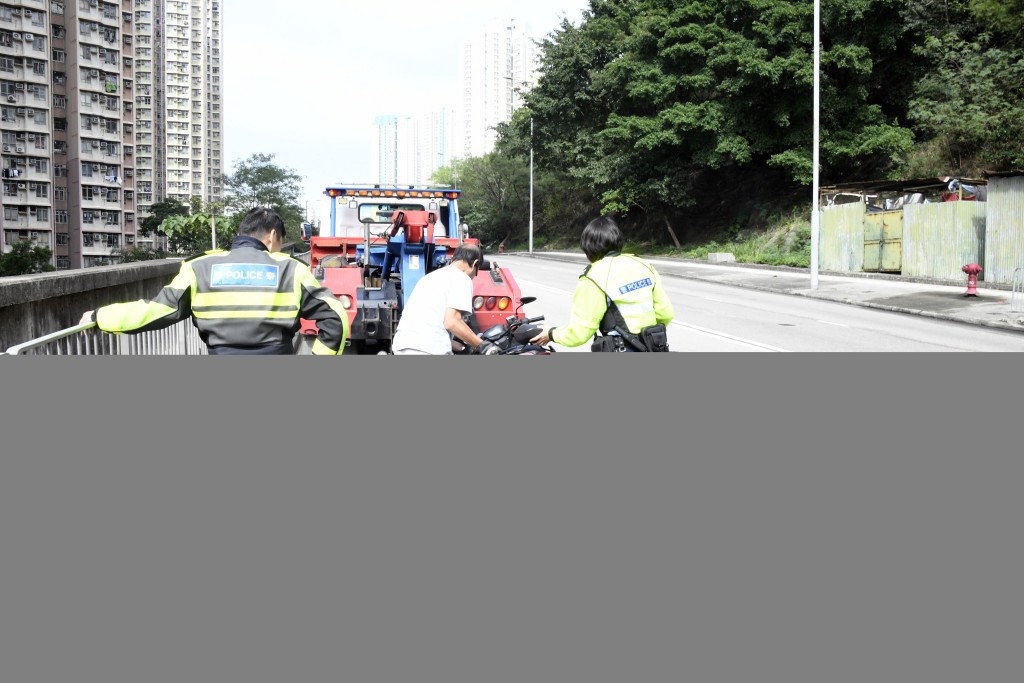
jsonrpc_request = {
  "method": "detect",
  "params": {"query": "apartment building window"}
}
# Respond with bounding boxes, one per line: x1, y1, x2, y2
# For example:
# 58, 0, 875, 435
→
34, 207, 48, 221
54, 164, 68, 177
0, 58, 13, 73
56, 232, 70, 244
32, 37, 45, 53
53, 49, 66, 64
54, 95, 67, 109
55, 187, 66, 201
4, 207, 18, 221
81, 162, 93, 177
56, 256, 70, 270
53, 26, 66, 39
34, 183, 48, 198
83, 211, 94, 225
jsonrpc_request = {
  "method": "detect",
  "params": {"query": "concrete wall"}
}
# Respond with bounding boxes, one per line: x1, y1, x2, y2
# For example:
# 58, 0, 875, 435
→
0, 260, 183, 352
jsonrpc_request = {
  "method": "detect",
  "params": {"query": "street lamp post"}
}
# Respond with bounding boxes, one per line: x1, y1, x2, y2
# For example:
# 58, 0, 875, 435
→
811, 0, 821, 290
529, 117, 534, 254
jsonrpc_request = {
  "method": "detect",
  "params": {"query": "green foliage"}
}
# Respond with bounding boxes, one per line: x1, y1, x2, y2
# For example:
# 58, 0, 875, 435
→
905, 33, 1024, 173
223, 153, 305, 234
113, 246, 166, 263
160, 213, 234, 257
681, 211, 812, 268
140, 198, 189, 238
0, 241, 55, 276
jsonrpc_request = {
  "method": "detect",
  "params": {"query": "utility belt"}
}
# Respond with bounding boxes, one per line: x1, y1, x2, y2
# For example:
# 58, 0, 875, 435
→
589, 292, 669, 353
591, 324, 669, 353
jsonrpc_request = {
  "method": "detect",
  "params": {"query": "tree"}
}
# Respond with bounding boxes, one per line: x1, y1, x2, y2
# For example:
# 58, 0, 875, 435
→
159, 213, 234, 257
0, 241, 56, 276
223, 153, 305, 232
140, 198, 190, 238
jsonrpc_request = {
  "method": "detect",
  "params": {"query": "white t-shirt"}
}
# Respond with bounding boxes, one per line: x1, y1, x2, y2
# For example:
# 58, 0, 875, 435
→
392, 265, 473, 354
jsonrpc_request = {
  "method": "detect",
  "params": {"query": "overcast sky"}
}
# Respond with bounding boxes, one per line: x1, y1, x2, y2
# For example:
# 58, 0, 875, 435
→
222, 0, 591, 222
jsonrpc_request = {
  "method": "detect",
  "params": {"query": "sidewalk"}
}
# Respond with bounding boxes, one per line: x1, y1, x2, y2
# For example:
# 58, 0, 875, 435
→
518, 251, 1024, 335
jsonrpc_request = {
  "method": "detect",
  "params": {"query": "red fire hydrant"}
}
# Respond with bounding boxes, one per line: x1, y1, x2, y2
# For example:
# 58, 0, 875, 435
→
962, 263, 983, 297
499, 242, 505, 254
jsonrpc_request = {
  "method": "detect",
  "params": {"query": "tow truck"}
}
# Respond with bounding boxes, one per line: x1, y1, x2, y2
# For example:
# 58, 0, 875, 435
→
298, 185, 525, 354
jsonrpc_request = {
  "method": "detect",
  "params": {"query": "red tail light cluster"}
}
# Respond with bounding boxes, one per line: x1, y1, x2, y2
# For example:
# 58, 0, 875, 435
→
473, 296, 512, 311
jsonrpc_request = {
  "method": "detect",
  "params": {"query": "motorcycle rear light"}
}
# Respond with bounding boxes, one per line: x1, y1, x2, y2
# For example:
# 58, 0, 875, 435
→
485, 296, 497, 310
498, 297, 511, 311
473, 296, 484, 310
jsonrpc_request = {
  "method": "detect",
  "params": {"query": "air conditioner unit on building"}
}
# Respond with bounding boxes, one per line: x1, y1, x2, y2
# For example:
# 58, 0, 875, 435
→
6, 96, 14, 103
15, 108, 25, 116
13, 34, 22, 41
2, 145, 9, 152
17, 183, 26, 189
92, 164, 100, 171
11, 9, 20, 16
31, 231, 39, 239
26, 135, 34, 142
15, 83, 24, 90
90, 70, 99, 78
16, 146, 24, 153
29, 182, 37, 190
91, 117, 99, 124
91, 93, 99, 101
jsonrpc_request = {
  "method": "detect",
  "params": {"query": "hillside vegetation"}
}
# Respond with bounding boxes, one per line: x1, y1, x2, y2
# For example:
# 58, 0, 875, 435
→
435, 0, 1024, 262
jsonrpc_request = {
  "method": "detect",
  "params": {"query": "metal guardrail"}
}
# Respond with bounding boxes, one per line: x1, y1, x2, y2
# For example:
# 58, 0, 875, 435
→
4, 320, 208, 356
1012, 267, 1024, 314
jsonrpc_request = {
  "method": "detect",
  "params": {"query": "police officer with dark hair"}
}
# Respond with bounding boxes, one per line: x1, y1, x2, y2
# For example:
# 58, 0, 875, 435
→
79, 207, 349, 355
531, 216, 674, 351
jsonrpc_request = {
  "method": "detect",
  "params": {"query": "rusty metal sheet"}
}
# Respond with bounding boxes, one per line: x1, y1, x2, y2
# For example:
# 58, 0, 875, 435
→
863, 211, 902, 273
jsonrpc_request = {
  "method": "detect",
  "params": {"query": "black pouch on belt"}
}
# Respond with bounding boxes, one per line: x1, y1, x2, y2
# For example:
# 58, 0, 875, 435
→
639, 323, 670, 352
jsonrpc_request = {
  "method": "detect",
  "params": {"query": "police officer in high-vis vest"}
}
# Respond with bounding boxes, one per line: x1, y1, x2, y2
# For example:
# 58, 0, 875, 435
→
530, 216, 674, 352
79, 207, 349, 355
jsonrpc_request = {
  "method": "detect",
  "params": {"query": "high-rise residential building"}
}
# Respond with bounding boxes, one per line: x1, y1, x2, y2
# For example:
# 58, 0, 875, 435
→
459, 18, 539, 159
133, 0, 223, 249
372, 108, 454, 186
0, 0, 222, 271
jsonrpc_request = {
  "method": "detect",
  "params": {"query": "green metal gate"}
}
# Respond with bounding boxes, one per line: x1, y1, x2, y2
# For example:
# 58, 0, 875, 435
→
863, 210, 903, 273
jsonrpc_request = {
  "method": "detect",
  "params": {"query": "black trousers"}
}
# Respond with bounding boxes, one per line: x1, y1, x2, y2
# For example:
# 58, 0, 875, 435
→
206, 343, 294, 356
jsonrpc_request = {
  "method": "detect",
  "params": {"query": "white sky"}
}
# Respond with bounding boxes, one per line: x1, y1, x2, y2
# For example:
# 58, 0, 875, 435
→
222, 0, 591, 222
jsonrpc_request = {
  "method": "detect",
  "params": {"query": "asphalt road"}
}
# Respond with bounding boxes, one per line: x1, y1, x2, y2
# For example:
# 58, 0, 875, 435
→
497, 255, 1024, 352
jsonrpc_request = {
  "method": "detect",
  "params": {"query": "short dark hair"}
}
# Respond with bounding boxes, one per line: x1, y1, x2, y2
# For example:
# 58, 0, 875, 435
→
580, 216, 624, 262
238, 207, 286, 240
451, 243, 482, 266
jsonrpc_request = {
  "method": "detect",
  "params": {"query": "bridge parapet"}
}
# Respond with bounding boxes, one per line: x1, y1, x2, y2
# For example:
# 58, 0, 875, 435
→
1, 260, 183, 352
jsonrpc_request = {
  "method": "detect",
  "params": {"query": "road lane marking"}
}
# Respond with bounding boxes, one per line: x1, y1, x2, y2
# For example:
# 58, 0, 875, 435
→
521, 278, 789, 352
818, 320, 849, 328
670, 321, 790, 352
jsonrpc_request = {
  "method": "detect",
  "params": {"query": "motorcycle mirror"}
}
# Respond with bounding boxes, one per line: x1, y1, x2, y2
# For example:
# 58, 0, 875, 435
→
478, 259, 492, 271
520, 296, 536, 306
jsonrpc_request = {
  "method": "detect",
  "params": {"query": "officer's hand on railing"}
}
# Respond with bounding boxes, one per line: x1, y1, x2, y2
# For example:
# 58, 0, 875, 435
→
79, 311, 95, 327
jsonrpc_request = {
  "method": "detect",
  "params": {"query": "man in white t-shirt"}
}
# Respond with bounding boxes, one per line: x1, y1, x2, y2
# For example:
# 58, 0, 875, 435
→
391, 244, 500, 355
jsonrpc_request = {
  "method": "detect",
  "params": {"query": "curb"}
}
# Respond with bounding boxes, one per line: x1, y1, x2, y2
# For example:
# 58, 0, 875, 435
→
513, 252, 1024, 335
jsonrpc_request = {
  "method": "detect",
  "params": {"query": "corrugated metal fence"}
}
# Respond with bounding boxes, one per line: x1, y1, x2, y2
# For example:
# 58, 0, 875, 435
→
985, 176, 1024, 284
820, 203, 865, 273
903, 202, 987, 281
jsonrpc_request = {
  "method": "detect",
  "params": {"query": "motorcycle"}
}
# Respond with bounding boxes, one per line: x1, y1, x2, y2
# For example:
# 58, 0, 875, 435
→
456, 296, 556, 356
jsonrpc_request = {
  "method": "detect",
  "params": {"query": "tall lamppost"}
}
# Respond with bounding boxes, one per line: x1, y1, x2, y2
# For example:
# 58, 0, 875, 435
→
529, 116, 534, 254
811, 0, 821, 290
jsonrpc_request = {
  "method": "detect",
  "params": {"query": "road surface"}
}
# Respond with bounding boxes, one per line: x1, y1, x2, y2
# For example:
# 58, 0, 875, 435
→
496, 255, 1024, 352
